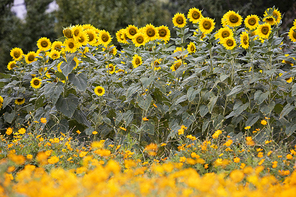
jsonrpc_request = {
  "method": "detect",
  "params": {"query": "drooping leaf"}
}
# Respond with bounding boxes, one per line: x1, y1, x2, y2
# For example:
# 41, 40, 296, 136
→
60, 53, 76, 76
285, 123, 296, 136
68, 73, 87, 91
43, 82, 64, 105
199, 105, 208, 117
123, 110, 133, 127
140, 77, 154, 89
137, 94, 152, 111
73, 109, 91, 127
280, 103, 295, 119
245, 114, 260, 127
4, 111, 15, 124
56, 94, 79, 118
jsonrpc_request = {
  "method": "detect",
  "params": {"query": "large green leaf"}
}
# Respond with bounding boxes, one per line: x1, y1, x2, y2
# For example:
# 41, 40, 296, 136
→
43, 82, 64, 105
285, 123, 296, 136
60, 53, 76, 76
2, 97, 13, 109
68, 73, 87, 92
123, 110, 133, 127
137, 94, 152, 111
142, 121, 155, 135
227, 85, 243, 97
245, 113, 260, 127
187, 87, 200, 102
140, 77, 154, 89
73, 109, 91, 127
280, 103, 295, 119
4, 111, 15, 124
56, 94, 79, 118
199, 105, 208, 117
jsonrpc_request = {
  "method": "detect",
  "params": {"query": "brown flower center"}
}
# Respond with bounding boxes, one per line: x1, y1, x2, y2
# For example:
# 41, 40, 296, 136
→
159, 29, 167, 37
203, 21, 211, 30
102, 34, 109, 42
33, 79, 40, 86
192, 11, 200, 19
41, 41, 48, 48
229, 14, 239, 24
176, 16, 184, 25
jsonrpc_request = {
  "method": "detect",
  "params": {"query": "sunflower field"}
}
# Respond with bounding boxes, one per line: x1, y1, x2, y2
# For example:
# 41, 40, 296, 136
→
1, 6, 296, 196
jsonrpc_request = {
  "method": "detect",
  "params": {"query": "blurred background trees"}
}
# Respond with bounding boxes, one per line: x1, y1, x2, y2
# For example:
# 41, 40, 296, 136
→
1, 0, 296, 73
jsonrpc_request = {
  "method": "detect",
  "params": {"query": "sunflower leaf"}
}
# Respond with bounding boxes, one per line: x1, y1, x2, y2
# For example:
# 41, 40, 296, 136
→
69, 73, 87, 92
56, 94, 79, 118
60, 54, 76, 76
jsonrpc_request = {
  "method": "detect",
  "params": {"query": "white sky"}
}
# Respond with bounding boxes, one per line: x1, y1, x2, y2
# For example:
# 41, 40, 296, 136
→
11, 0, 58, 19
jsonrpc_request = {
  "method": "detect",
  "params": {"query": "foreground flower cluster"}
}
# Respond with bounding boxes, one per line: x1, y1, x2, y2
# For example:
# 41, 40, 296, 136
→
1, 6, 296, 196
0, 126, 296, 196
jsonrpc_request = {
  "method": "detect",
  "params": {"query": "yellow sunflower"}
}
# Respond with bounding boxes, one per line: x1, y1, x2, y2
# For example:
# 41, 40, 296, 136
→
289, 26, 296, 42
263, 16, 276, 26
77, 31, 89, 46
0, 96, 3, 108
7, 61, 17, 70
49, 50, 60, 60
72, 25, 83, 38
25, 51, 37, 64
244, 15, 259, 30
37, 37, 51, 51
294, 19, 296, 26
143, 24, 159, 42
10, 47, 23, 61
187, 7, 203, 23
85, 29, 98, 46
132, 54, 142, 68
15, 98, 25, 105
256, 23, 271, 39
153, 59, 162, 71
51, 41, 63, 52
222, 11, 242, 28
240, 32, 249, 49
222, 37, 236, 50
63, 27, 73, 39
30, 77, 42, 89
106, 64, 116, 74
116, 29, 128, 44
199, 17, 215, 34
98, 30, 112, 47
157, 25, 170, 43
64, 39, 79, 53
215, 26, 233, 42
170, 60, 182, 71
94, 86, 105, 96
264, 8, 282, 25
172, 13, 187, 28
132, 33, 147, 47
103, 45, 117, 56
187, 42, 196, 54
83, 24, 95, 31
126, 25, 138, 39
173, 47, 188, 60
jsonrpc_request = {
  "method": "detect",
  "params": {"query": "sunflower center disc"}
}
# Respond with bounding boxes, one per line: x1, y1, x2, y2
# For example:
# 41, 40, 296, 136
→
203, 21, 211, 30
159, 30, 166, 37
249, 19, 256, 25
33, 80, 40, 86
69, 42, 74, 49
230, 15, 238, 23
193, 11, 200, 19
177, 17, 184, 24
102, 35, 109, 42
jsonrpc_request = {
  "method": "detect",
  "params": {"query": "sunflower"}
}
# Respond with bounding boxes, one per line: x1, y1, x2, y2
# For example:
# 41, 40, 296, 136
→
256, 23, 271, 39
172, 13, 187, 28
30, 77, 42, 89
98, 30, 112, 47
10, 47, 24, 61
170, 60, 182, 71
132, 54, 142, 68
153, 59, 162, 71
0, 96, 3, 108
264, 8, 282, 25
116, 29, 128, 44
157, 25, 170, 43
263, 16, 276, 26
289, 26, 296, 42
244, 15, 259, 30
51, 41, 63, 52
49, 50, 60, 60
25, 51, 37, 64
7, 61, 16, 70
187, 8, 203, 23
72, 25, 84, 38
294, 19, 296, 26
15, 98, 25, 105
132, 33, 147, 47
77, 31, 89, 46
64, 39, 79, 53
173, 47, 188, 60
240, 32, 249, 49
63, 27, 73, 39
37, 37, 51, 51
126, 25, 138, 39
222, 11, 242, 28
83, 24, 95, 30
85, 29, 98, 46
199, 17, 215, 34
106, 64, 116, 74
222, 37, 236, 50
187, 42, 196, 54
215, 26, 233, 42
143, 24, 159, 42
94, 86, 105, 96
105, 45, 117, 56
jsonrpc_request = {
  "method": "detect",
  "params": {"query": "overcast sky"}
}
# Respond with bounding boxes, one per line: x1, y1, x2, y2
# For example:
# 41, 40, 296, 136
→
11, 0, 58, 19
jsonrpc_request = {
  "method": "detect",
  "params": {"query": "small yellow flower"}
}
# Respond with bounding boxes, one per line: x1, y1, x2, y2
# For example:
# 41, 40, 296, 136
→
244, 126, 251, 130
6, 127, 13, 135
120, 127, 127, 131
40, 117, 47, 124
143, 117, 149, 121
92, 131, 98, 135
261, 120, 267, 126
76, 130, 81, 134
